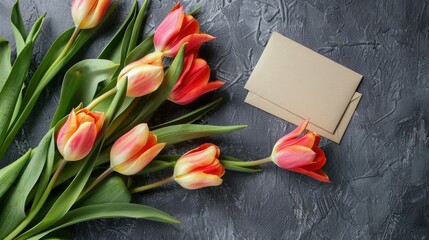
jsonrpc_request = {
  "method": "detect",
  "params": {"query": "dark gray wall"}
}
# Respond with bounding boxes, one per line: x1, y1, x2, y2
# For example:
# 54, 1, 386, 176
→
1, 0, 428, 239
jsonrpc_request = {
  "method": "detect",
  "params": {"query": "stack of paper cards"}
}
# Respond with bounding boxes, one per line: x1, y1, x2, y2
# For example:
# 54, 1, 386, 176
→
245, 32, 362, 143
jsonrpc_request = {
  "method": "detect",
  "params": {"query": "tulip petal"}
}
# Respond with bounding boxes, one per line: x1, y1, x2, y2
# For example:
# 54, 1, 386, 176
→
169, 15, 200, 46
114, 142, 166, 175
125, 65, 164, 97
57, 109, 78, 157
163, 33, 215, 58
172, 51, 198, 91
154, 6, 185, 51
72, 0, 97, 28
175, 171, 223, 190
272, 145, 315, 169
63, 122, 97, 161
171, 80, 224, 105
273, 119, 310, 150
290, 167, 331, 183
110, 124, 150, 168
301, 145, 326, 172
174, 144, 219, 177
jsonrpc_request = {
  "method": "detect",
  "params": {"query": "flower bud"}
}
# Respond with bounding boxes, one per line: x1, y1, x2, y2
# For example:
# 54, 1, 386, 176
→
118, 52, 164, 97
271, 119, 330, 182
57, 109, 105, 161
174, 144, 225, 190
168, 51, 224, 105
154, 3, 215, 58
110, 123, 166, 175
71, 0, 110, 29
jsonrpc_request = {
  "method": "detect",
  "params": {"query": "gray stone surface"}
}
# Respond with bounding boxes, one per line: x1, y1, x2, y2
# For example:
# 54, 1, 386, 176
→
1, 0, 429, 239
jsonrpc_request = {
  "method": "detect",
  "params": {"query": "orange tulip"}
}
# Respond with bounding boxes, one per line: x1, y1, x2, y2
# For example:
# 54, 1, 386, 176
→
168, 51, 224, 105
56, 109, 105, 161
110, 124, 166, 175
174, 143, 225, 190
118, 52, 164, 97
271, 119, 330, 182
154, 3, 215, 58
71, 0, 110, 29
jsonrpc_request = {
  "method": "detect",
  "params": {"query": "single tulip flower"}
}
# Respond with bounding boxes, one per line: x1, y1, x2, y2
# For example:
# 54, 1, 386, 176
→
168, 51, 224, 105
154, 3, 215, 58
174, 143, 225, 190
271, 119, 330, 182
57, 109, 105, 161
110, 123, 166, 175
118, 52, 164, 97
71, 0, 110, 29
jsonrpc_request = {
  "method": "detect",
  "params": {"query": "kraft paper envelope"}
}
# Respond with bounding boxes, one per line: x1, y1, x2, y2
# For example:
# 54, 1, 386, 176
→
244, 32, 362, 143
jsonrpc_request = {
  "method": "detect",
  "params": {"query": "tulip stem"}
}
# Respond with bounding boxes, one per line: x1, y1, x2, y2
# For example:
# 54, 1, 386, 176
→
78, 167, 114, 201
5, 160, 67, 240
87, 87, 118, 110
130, 176, 175, 194
223, 157, 272, 167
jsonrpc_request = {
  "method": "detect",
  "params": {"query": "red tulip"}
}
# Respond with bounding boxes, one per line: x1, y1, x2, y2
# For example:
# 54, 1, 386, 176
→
174, 143, 225, 190
71, 0, 110, 29
154, 3, 215, 58
57, 109, 105, 161
118, 52, 164, 97
168, 51, 224, 105
110, 124, 166, 175
271, 119, 330, 182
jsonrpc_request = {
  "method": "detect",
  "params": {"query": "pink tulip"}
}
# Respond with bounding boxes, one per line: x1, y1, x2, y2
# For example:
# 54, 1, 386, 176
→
174, 143, 225, 190
118, 52, 164, 97
271, 119, 330, 182
57, 109, 105, 161
110, 124, 166, 175
168, 51, 224, 105
154, 3, 215, 58
71, 0, 110, 29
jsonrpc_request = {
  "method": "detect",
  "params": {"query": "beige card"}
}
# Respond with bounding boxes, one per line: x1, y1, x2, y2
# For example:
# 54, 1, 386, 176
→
244, 32, 363, 143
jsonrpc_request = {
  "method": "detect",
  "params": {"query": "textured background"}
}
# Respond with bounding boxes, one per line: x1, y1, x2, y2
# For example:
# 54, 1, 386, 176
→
1, 0, 429, 239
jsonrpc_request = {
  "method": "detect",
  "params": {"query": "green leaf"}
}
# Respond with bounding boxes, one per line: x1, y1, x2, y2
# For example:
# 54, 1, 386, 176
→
31, 133, 56, 209
40, 229, 72, 240
153, 124, 247, 145
120, 5, 138, 64
124, 34, 154, 65
10, 0, 27, 54
128, 0, 150, 53
151, 97, 223, 130
219, 156, 263, 173
139, 160, 177, 174
50, 59, 119, 126
27, 203, 180, 240
0, 37, 12, 91
0, 130, 53, 239
0, 42, 34, 152
76, 176, 131, 207
26, 13, 46, 44
98, 0, 137, 63
0, 149, 32, 200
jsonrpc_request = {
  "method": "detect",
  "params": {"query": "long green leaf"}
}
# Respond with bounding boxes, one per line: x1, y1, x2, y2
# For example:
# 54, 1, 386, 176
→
76, 176, 131, 207
0, 37, 12, 91
220, 155, 263, 173
50, 59, 119, 126
0, 149, 31, 200
120, 4, 138, 64
28, 203, 180, 240
153, 124, 247, 145
128, 0, 150, 53
124, 34, 154, 65
31, 134, 56, 208
151, 97, 223, 130
10, 0, 27, 54
98, 0, 137, 62
0, 42, 33, 150
0, 130, 53, 239
26, 13, 46, 44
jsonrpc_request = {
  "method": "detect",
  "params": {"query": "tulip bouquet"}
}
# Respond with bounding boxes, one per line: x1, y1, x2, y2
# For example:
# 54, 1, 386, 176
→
0, 0, 330, 239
